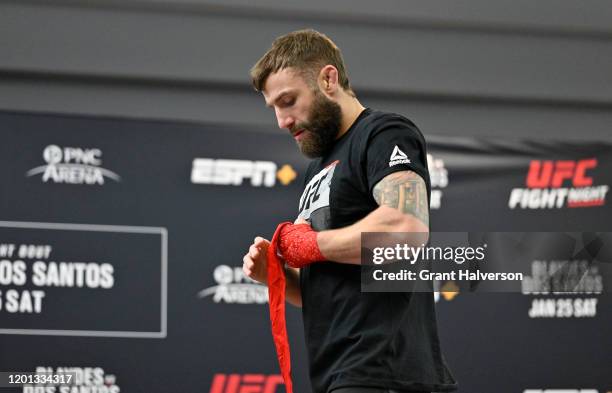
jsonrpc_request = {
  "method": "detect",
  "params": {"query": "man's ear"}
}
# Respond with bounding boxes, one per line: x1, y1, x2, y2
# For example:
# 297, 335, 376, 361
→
318, 65, 339, 94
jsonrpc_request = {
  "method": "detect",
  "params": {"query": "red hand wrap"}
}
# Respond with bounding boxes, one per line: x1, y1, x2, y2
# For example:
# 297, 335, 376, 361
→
278, 223, 325, 268
266, 222, 325, 393
267, 222, 293, 393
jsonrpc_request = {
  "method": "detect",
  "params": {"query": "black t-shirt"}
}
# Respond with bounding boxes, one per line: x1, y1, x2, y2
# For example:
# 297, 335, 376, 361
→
297, 108, 457, 393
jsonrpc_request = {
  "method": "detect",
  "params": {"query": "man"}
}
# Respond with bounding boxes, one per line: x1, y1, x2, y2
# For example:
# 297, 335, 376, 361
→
243, 29, 457, 393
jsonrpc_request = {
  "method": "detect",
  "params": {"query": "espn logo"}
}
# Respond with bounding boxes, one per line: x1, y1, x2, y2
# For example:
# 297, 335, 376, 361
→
526, 159, 596, 188
209, 373, 284, 393
192, 159, 277, 187
191, 159, 297, 187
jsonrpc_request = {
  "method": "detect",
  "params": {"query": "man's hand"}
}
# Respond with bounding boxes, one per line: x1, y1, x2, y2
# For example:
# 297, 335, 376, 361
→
243, 236, 270, 284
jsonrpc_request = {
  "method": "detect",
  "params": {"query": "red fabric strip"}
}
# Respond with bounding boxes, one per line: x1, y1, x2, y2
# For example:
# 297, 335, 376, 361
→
267, 222, 294, 393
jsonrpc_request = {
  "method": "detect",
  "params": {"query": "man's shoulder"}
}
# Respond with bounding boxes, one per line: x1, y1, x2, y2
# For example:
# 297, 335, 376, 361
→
364, 108, 415, 123
359, 108, 424, 141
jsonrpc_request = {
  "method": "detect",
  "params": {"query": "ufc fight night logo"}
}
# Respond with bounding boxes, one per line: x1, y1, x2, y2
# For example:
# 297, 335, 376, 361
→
209, 373, 284, 393
191, 159, 296, 187
26, 145, 121, 185
508, 158, 609, 209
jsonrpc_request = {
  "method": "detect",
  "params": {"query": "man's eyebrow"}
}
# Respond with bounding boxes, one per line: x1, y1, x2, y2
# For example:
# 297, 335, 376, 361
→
265, 91, 294, 108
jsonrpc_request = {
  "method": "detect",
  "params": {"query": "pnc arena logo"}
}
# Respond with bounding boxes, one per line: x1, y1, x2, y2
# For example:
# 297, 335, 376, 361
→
509, 158, 609, 209
191, 158, 297, 187
197, 265, 268, 304
26, 145, 121, 185
209, 373, 284, 393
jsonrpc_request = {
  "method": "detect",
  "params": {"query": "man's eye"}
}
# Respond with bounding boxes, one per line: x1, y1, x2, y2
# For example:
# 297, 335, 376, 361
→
282, 98, 295, 107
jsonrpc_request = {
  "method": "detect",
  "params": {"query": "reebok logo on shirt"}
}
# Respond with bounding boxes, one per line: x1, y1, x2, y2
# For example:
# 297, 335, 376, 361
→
389, 145, 411, 167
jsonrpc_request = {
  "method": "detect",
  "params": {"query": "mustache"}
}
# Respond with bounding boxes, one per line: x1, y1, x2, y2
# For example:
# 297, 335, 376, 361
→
290, 125, 310, 135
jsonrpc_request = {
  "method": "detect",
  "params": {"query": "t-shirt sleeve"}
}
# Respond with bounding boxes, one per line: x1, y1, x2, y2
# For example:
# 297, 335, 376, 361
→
365, 119, 429, 196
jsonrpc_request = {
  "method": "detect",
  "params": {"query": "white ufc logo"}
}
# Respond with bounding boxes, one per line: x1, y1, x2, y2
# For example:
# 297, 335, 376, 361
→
191, 159, 277, 187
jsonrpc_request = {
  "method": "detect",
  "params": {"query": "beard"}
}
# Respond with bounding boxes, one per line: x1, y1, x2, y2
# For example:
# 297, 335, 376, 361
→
293, 90, 342, 158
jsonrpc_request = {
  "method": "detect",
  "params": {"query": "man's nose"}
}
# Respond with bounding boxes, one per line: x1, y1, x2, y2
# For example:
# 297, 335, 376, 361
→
276, 111, 295, 130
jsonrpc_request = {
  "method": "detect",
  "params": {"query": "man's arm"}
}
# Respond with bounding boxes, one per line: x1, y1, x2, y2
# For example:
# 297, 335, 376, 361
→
284, 266, 302, 307
372, 170, 429, 227
316, 170, 429, 265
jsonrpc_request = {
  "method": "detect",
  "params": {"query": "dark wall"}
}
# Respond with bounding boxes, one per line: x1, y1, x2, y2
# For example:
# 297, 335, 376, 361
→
1, 0, 611, 140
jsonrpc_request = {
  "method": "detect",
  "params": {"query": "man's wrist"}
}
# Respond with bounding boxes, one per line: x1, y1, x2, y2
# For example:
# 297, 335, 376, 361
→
278, 223, 326, 268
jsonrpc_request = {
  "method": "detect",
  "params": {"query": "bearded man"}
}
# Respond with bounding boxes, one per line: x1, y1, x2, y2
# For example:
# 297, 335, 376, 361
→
243, 29, 457, 393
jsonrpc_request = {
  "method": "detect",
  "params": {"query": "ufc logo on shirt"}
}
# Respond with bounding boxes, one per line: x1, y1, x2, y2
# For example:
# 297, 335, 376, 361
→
298, 160, 338, 220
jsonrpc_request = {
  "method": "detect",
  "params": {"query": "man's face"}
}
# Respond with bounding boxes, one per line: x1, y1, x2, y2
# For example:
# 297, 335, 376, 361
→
263, 68, 341, 158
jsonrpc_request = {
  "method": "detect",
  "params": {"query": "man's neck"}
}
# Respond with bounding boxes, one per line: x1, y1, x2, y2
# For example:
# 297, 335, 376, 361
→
336, 97, 366, 140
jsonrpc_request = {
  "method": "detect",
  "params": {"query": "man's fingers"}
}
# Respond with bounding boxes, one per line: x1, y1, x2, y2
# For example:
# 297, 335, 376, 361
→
294, 217, 308, 225
249, 244, 260, 258
242, 254, 254, 276
244, 255, 255, 268
254, 237, 270, 247
242, 255, 250, 276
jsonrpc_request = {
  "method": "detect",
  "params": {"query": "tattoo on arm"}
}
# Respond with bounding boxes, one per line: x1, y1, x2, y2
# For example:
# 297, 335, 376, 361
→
372, 171, 429, 226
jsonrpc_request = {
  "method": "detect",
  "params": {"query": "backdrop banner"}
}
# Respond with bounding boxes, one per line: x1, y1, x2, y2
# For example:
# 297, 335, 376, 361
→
0, 110, 609, 393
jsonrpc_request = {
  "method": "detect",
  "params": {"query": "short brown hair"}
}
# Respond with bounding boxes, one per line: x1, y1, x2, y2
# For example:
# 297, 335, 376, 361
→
250, 29, 354, 96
